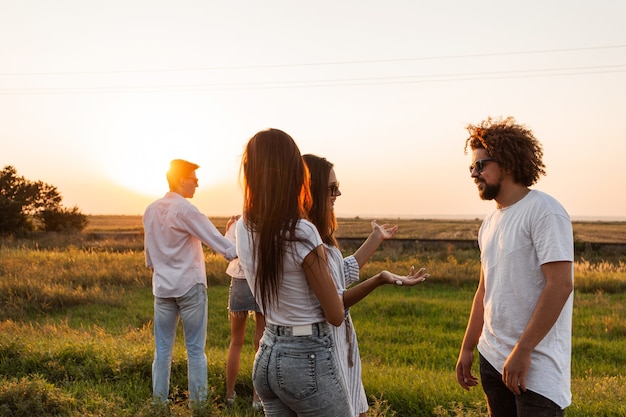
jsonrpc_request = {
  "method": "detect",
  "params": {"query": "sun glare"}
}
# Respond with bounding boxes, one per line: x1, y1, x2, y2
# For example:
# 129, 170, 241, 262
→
95, 94, 245, 198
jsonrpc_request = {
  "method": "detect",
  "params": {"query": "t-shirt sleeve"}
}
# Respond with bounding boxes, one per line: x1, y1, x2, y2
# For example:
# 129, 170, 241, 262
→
533, 213, 574, 264
343, 255, 360, 286
293, 219, 324, 262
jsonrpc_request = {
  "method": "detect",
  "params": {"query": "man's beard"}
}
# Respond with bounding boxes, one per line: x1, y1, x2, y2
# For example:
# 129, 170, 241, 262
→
478, 180, 501, 201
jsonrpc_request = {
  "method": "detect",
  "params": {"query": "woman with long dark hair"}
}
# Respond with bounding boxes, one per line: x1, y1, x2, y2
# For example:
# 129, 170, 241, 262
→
235, 128, 351, 416
303, 153, 429, 417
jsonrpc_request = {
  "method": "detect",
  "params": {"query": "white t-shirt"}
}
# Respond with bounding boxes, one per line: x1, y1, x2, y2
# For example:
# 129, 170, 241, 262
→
477, 190, 574, 408
236, 218, 327, 326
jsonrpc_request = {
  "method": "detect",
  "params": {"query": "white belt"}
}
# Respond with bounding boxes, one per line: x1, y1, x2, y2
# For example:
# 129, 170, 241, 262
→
292, 324, 313, 336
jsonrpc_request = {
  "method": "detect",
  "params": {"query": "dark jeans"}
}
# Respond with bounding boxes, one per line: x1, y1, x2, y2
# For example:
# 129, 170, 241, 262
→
479, 354, 565, 417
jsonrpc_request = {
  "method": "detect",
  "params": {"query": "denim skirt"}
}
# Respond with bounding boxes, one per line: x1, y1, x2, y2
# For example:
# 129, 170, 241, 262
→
228, 278, 261, 313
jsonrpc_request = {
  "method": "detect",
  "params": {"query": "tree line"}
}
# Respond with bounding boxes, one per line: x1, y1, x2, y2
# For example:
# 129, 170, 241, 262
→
0, 165, 87, 234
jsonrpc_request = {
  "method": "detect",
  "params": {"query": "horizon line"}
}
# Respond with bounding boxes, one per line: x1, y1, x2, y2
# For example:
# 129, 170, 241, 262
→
85, 213, 626, 222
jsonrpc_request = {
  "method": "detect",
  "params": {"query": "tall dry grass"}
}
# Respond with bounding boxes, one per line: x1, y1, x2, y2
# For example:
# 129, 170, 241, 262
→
1, 220, 625, 416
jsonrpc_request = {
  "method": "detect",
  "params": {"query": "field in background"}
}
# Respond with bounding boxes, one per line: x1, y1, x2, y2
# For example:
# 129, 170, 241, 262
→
85, 215, 626, 243
1, 217, 625, 416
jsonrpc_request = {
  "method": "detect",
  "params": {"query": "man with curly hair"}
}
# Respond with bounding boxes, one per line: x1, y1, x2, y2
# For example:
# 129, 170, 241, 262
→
455, 117, 574, 417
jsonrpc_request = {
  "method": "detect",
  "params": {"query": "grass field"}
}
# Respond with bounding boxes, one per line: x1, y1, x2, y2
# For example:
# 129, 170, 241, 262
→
83, 215, 626, 243
1, 217, 625, 416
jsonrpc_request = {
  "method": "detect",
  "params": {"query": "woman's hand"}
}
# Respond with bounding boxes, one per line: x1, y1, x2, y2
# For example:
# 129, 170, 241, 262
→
226, 214, 241, 231
380, 266, 429, 286
353, 221, 398, 268
371, 220, 398, 241
343, 266, 429, 309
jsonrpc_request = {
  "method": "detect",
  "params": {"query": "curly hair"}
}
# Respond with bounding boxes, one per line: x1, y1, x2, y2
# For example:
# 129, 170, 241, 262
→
464, 116, 546, 186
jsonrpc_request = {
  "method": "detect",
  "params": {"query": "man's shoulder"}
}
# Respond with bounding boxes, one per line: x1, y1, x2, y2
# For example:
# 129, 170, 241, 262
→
527, 190, 569, 216
144, 193, 199, 216
144, 197, 165, 215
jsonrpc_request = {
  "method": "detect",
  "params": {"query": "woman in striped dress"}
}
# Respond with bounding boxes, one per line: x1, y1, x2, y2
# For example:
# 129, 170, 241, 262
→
303, 154, 429, 417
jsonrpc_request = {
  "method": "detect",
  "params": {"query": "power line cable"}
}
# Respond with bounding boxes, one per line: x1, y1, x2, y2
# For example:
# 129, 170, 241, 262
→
0, 44, 625, 77
1, 63, 624, 95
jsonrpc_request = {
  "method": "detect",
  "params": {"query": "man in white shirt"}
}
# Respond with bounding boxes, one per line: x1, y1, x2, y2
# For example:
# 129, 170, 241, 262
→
143, 159, 237, 407
455, 117, 574, 417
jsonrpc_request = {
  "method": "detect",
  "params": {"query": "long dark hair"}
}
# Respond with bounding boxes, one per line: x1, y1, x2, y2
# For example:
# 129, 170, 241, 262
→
241, 128, 313, 312
302, 154, 338, 247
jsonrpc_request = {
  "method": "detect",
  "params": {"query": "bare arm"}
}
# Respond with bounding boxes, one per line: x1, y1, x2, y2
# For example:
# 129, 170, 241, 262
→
225, 215, 240, 233
352, 220, 398, 268
342, 266, 428, 308
456, 269, 486, 391
502, 261, 573, 394
303, 245, 345, 326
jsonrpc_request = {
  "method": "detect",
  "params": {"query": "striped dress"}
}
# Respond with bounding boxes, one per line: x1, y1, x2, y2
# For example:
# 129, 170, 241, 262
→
325, 245, 368, 417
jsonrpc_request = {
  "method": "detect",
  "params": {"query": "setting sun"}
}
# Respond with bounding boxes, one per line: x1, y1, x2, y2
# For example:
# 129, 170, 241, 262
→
2, 1, 625, 220
93, 93, 244, 198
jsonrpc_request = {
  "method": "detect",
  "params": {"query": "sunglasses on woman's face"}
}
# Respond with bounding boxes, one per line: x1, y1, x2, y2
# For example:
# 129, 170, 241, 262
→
328, 182, 340, 196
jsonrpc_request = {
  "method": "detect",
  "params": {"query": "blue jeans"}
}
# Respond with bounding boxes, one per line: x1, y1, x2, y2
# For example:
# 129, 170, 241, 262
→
253, 322, 352, 417
153, 283, 208, 405
479, 354, 565, 417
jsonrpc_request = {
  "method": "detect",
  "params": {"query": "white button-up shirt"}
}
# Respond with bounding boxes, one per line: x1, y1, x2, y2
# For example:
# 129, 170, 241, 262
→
143, 192, 236, 298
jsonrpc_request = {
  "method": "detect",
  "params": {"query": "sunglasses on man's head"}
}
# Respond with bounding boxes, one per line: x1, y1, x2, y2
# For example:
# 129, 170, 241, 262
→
328, 182, 340, 196
469, 158, 496, 174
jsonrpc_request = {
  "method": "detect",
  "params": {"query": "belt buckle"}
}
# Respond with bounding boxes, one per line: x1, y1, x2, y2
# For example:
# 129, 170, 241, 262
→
292, 324, 312, 336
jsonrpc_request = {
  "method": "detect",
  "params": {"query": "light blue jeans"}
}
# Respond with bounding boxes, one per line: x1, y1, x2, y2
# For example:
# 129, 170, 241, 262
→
153, 283, 208, 406
253, 322, 352, 417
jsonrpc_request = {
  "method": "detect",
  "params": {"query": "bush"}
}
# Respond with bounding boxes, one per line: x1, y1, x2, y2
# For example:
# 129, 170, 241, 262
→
0, 165, 86, 234
41, 206, 88, 232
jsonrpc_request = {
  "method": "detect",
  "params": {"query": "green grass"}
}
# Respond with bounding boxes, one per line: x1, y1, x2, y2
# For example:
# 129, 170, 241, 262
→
82, 215, 626, 243
1, 233, 625, 416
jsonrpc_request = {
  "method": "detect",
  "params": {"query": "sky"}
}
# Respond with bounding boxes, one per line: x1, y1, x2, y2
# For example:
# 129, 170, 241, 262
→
2, 0, 625, 220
